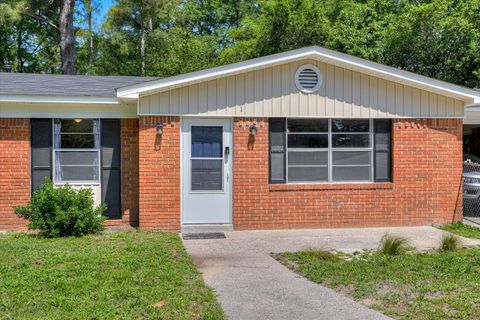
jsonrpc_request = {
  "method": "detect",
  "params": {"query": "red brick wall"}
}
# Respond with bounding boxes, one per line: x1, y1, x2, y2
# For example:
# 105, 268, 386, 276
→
0, 119, 30, 230
233, 118, 463, 230
120, 119, 139, 226
138, 116, 180, 231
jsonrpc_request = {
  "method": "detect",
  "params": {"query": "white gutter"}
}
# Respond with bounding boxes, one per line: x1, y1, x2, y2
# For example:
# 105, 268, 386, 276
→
0, 94, 119, 104
465, 103, 480, 112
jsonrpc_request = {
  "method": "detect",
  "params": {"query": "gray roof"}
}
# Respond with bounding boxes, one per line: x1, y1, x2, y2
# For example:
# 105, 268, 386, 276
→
0, 72, 158, 97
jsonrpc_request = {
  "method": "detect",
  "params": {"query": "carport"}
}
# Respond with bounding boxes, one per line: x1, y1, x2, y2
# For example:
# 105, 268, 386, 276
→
463, 104, 480, 225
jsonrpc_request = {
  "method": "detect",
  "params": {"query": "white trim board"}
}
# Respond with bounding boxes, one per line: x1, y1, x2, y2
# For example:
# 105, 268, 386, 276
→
117, 46, 480, 103
137, 112, 464, 119
0, 101, 138, 118
0, 94, 119, 104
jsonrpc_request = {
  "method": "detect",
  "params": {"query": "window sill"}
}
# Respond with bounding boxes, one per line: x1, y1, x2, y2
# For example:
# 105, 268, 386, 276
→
269, 182, 394, 192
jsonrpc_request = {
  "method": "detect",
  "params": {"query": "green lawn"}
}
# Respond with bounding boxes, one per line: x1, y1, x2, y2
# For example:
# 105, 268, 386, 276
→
438, 222, 480, 239
275, 248, 480, 320
0, 231, 225, 320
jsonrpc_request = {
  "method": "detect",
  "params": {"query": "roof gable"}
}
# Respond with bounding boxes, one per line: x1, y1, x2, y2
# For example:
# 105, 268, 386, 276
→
117, 46, 480, 103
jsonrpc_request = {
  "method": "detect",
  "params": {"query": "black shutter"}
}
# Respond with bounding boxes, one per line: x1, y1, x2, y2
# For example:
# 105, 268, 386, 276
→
101, 119, 121, 219
269, 118, 286, 184
31, 119, 52, 191
374, 119, 392, 182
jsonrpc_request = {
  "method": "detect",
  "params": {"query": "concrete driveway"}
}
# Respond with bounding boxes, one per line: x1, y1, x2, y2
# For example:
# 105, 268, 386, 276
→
183, 226, 480, 320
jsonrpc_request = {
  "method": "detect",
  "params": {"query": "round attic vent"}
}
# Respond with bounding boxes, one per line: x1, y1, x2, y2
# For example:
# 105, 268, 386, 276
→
295, 64, 322, 93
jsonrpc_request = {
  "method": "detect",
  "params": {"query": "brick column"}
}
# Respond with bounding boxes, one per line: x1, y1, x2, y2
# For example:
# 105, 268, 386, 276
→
138, 116, 181, 232
121, 119, 140, 226
0, 118, 30, 230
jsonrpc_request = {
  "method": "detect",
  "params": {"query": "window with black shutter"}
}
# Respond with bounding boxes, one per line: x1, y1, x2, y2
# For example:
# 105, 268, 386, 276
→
268, 118, 392, 183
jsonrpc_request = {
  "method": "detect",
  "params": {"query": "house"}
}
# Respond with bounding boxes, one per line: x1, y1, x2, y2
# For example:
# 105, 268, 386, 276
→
1, 46, 480, 233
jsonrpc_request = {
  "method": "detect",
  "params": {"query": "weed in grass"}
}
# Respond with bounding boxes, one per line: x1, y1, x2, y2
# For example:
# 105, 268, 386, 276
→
378, 233, 412, 256
439, 234, 462, 252
303, 249, 340, 262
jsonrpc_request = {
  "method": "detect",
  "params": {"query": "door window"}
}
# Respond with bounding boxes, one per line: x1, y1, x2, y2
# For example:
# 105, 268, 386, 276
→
191, 126, 223, 191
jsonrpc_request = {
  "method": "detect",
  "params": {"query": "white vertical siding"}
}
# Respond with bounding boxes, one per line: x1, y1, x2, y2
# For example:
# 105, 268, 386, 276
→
139, 59, 465, 118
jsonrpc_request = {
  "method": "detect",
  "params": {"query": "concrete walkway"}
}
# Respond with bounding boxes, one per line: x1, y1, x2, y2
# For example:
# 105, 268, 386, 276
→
183, 226, 480, 320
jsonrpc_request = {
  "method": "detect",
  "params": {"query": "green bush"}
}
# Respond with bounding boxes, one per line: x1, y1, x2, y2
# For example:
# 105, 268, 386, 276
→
439, 234, 462, 252
14, 179, 106, 238
378, 233, 412, 256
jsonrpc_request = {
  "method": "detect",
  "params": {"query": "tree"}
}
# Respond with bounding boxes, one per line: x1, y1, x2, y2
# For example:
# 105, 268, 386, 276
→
0, 0, 77, 74
380, 0, 480, 87
104, 0, 172, 75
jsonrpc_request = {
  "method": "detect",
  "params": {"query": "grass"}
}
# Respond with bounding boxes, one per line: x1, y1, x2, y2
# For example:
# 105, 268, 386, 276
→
0, 231, 225, 320
438, 222, 480, 239
378, 233, 412, 256
439, 234, 462, 252
275, 248, 480, 320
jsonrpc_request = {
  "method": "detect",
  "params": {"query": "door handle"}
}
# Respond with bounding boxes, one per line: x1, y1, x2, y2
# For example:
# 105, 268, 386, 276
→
224, 146, 230, 156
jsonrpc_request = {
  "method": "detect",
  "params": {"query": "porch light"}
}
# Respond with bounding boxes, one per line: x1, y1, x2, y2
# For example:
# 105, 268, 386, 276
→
156, 123, 164, 135
74, 118, 83, 123
249, 123, 257, 136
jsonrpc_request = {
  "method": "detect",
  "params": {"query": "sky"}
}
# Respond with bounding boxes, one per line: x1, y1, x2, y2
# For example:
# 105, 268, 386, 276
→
75, 0, 115, 30
96, 0, 115, 23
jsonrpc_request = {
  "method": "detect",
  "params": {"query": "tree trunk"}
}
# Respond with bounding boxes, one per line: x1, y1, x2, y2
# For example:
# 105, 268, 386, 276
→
87, 1, 93, 65
59, 0, 77, 74
16, 23, 23, 72
140, 17, 145, 76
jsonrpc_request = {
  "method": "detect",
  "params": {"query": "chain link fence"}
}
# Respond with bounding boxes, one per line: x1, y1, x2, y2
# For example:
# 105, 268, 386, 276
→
463, 160, 480, 225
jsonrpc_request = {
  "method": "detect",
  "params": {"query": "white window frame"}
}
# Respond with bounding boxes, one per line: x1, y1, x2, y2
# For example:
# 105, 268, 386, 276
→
286, 118, 374, 183
52, 119, 101, 185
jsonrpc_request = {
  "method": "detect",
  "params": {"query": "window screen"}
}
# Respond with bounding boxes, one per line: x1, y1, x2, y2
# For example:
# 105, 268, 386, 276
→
53, 119, 101, 183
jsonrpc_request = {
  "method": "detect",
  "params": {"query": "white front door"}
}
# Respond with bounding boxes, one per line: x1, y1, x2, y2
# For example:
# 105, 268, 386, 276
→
182, 118, 232, 224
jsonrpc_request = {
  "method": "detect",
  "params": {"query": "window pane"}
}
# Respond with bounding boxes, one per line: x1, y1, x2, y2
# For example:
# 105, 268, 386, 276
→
332, 134, 370, 148
288, 134, 328, 148
191, 159, 222, 191
288, 119, 328, 132
57, 166, 99, 182
288, 151, 328, 166
59, 119, 94, 133
191, 126, 222, 158
288, 167, 328, 182
60, 134, 96, 148
332, 151, 371, 166
332, 119, 369, 132
332, 166, 370, 181
56, 151, 98, 166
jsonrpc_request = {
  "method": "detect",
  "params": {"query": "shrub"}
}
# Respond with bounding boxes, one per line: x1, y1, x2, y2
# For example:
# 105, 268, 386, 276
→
378, 233, 412, 256
439, 234, 462, 252
303, 249, 340, 262
14, 179, 106, 238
